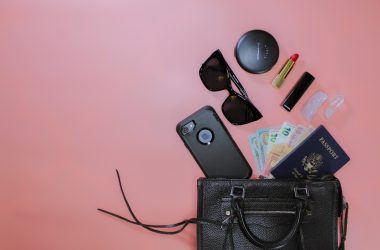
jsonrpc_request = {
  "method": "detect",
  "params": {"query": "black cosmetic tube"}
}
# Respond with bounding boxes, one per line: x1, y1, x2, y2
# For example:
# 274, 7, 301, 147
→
281, 72, 315, 111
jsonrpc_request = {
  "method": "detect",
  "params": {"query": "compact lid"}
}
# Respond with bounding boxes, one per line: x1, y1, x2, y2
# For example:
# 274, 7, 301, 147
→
235, 30, 279, 74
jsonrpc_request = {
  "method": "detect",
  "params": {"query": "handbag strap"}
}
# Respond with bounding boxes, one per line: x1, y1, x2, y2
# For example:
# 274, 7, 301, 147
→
97, 170, 222, 234
339, 199, 349, 250
230, 185, 307, 250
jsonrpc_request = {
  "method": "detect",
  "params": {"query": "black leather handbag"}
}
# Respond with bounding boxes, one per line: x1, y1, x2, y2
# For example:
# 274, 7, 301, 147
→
98, 171, 348, 250
197, 177, 348, 250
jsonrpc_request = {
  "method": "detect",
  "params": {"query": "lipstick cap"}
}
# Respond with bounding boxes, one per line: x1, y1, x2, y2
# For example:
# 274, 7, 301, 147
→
281, 72, 315, 112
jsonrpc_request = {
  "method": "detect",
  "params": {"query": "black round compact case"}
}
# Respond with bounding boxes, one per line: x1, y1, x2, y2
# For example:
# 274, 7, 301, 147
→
235, 30, 279, 74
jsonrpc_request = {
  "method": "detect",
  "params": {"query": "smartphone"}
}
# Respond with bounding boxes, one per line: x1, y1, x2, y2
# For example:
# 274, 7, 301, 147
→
176, 106, 252, 179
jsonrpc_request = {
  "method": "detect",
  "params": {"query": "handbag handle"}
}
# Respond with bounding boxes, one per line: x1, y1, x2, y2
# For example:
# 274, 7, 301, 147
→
230, 186, 307, 250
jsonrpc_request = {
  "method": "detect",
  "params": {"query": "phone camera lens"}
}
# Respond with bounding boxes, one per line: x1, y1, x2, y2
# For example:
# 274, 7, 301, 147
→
198, 129, 214, 145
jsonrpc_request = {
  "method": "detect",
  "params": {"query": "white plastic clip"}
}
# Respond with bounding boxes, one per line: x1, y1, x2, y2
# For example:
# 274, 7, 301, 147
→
302, 91, 328, 122
324, 95, 344, 118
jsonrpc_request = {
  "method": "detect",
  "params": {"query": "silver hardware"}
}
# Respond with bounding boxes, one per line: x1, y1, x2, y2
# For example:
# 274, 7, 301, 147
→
294, 187, 310, 199
230, 186, 245, 199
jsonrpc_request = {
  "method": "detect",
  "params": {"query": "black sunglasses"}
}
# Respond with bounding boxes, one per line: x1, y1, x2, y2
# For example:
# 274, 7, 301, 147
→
199, 50, 263, 125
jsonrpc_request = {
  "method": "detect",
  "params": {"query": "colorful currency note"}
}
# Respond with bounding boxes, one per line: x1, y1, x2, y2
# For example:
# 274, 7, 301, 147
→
288, 125, 307, 147
289, 126, 314, 147
257, 128, 269, 168
266, 127, 280, 159
248, 134, 263, 175
265, 122, 298, 171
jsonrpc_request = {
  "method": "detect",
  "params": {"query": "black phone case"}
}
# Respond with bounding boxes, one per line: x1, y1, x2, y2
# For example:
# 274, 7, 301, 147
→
176, 106, 252, 179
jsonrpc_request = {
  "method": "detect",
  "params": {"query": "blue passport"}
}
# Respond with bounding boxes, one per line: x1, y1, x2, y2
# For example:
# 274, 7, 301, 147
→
270, 125, 350, 178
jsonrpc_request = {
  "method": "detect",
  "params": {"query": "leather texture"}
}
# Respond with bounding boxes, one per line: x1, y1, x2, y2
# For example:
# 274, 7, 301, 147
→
197, 178, 343, 250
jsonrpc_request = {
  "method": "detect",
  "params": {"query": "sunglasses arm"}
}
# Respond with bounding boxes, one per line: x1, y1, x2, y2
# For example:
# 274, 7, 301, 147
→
226, 66, 249, 99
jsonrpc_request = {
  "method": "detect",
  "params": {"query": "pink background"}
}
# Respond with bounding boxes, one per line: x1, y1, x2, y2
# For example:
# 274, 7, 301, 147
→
1, 0, 379, 249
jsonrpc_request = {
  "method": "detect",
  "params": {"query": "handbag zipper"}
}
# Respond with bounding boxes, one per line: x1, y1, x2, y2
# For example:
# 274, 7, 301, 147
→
244, 210, 295, 215
225, 210, 295, 216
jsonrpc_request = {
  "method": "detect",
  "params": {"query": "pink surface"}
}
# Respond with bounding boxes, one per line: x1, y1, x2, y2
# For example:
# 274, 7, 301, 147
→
1, 0, 379, 249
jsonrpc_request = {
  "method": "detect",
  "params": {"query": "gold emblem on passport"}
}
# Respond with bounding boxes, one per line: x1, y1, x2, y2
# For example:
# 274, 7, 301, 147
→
302, 153, 324, 174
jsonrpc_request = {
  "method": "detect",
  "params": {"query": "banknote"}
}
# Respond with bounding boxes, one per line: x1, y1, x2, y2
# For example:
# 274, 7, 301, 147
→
261, 127, 281, 176
288, 125, 307, 147
256, 128, 269, 169
265, 122, 298, 171
276, 122, 298, 146
248, 134, 264, 175
265, 127, 281, 159
289, 126, 314, 147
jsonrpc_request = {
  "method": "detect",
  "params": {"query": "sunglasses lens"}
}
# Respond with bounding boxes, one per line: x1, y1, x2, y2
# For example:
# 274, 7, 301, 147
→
200, 58, 229, 91
222, 95, 263, 125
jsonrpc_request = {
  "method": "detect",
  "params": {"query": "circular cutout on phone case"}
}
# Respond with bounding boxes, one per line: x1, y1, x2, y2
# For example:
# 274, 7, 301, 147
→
197, 129, 214, 145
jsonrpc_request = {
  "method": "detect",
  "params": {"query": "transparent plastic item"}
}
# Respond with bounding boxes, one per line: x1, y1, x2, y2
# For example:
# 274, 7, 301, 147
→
301, 91, 328, 121
324, 95, 344, 118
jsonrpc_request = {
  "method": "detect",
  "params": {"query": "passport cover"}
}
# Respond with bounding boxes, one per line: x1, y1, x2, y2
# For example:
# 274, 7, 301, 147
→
270, 125, 350, 178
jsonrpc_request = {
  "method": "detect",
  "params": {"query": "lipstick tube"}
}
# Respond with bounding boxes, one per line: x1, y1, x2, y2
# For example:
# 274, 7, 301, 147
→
281, 72, 315, 112
272, 54, 299, 88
